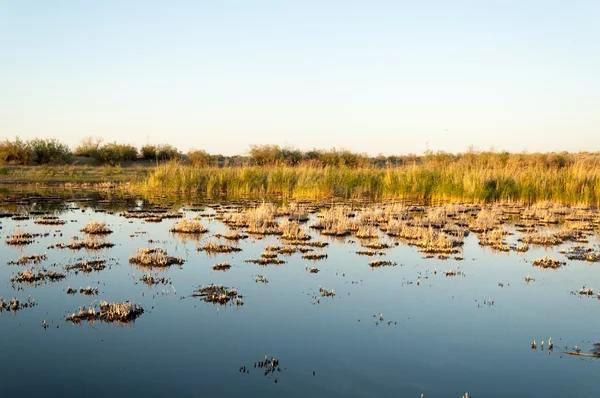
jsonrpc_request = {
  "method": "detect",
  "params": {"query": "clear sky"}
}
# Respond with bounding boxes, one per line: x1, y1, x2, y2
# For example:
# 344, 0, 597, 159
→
1, 1, 599, 156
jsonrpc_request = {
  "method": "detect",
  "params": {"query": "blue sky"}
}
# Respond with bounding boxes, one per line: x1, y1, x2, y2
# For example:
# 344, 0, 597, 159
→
1, 0, 599, 155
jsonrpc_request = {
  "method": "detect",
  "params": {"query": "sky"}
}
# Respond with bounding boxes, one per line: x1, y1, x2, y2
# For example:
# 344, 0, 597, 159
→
1, 0, 599, 156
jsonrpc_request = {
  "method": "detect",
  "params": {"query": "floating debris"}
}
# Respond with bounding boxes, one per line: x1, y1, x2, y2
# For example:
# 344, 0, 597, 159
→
254, 275, 268, 284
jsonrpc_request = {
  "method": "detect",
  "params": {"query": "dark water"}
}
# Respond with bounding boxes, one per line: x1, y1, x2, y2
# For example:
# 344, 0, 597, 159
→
1, 199, 599, 398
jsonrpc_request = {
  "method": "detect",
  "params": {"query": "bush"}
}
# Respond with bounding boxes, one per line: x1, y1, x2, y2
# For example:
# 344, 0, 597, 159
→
94, 142, 138, 165
74, 137, 103, 157
30, 138, 72, 164
0, 137, 32, 165
187, 149, 212, 167
141, 144, 180, 161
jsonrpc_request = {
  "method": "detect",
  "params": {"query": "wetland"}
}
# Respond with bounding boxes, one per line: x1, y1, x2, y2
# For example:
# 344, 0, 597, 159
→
1, 189, 600, 397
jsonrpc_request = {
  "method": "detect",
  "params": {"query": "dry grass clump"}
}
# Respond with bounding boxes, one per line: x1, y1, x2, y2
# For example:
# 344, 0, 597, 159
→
129, 248, 184, 267
532, 256, 565, 269
369, 260, 397, 268
55, 237, 115, 250
468, 207, 502, 233
34, 216, 66, 226
562, 246, 600, 262
355, 226, 379, 239
215, 231, 248, 240
170, 219, 208, 234
261, 251, 279, 259
356, 249, 385, 256
362, 241, 392, 250
477, 228, 511, 252
11, 268, 65, 284
123, 210, 183, 221
244, 203, 281, 235
198, 241, 242, 254
392, 226, 463, 254
5, 229, 35, 246
302, 253, 327, 261
80, 221, 113, 235
280, 220, 311, 241
245, 257, 287, 266
579, 287, 594, 296
213, 261, 231, 271
66, 286, 99, 295
278, 202, 310, 221
66, 301, 144, 324
192, 284, 243, 306
140, 274, 171, 285
7, 253, 47, 265
65, 260, 106, 273
319, 286, 335, 297
313, 206, 354, 236
0, 296, 37, 313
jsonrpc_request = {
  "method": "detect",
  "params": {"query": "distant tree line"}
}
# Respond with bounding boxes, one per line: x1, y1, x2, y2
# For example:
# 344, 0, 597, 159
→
0, 136, 596, 169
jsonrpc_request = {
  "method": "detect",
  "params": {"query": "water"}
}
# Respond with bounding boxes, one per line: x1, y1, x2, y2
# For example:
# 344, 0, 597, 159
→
1, 198, 599, 398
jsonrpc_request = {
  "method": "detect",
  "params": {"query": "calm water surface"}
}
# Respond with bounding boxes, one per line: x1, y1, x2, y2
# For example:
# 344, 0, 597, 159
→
1, 198, 599, 397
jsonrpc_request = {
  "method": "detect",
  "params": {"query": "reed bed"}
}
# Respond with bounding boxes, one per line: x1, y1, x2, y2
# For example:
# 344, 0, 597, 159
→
137, 161, 600, 205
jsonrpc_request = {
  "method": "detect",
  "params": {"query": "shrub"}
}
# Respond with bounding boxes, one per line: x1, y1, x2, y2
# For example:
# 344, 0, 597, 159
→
141, 144, 180, 161
188, 149, 212, 167
30, 138, 72, 164
0, 137, 32, 165
74, 136, 103, 157
94, 142, 138, 165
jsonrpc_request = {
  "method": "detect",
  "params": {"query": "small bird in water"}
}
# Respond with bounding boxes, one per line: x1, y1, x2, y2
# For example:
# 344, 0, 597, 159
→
313, 369, 315, 376
541, 341, 544, 350
548, 338, 554, 350
532, 340, 537, 349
